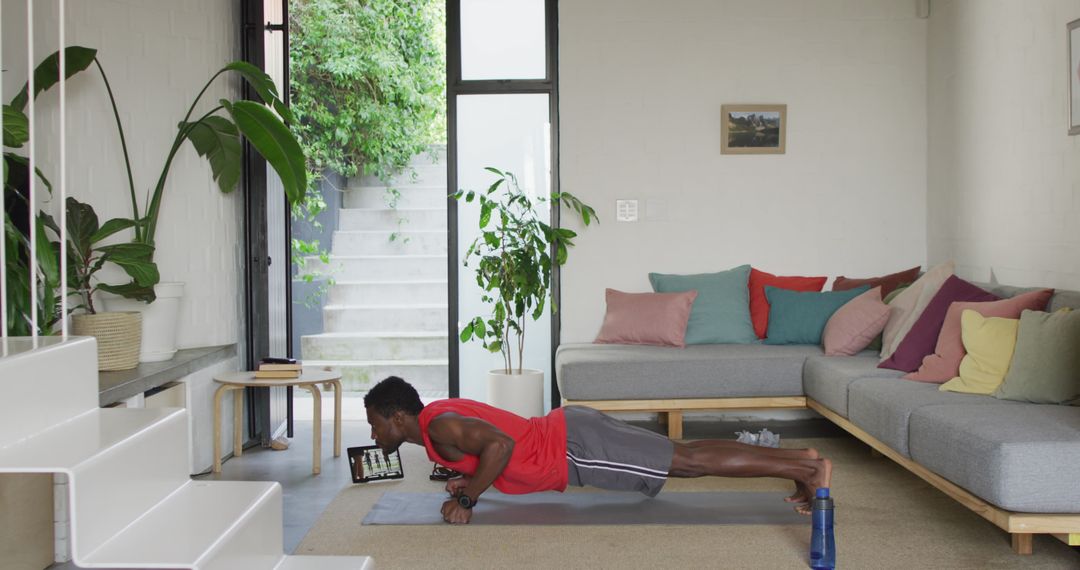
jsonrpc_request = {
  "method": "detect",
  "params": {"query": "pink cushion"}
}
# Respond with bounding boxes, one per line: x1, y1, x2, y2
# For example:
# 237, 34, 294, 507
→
904, 288, 1053, 383
822, 287, 890, 356
878, 275, 998, 372
594, 289, 698, 348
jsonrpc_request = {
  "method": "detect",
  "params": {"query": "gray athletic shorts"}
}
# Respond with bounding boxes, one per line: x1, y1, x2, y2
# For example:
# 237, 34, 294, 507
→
564, 406, 673, 497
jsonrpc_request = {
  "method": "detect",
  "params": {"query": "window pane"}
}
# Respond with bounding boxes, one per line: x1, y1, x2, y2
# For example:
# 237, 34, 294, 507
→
460, 0, 546, 80
455, 94, 551, 408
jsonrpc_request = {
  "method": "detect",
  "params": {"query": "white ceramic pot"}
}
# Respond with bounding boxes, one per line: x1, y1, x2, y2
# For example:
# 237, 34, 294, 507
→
101, 282, 184, 362
487, 368, 544, 418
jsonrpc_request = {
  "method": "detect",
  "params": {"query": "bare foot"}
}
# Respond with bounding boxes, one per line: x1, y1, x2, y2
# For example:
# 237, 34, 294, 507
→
793, 458, 833, 515
783, 449, 821, 504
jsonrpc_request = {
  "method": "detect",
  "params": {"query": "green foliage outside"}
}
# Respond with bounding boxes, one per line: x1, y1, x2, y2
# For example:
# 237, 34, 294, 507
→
289, 0, 446, 296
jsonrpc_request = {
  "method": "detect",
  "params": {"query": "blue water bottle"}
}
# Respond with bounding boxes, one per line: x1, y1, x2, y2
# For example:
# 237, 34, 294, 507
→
810, 487, 836, 569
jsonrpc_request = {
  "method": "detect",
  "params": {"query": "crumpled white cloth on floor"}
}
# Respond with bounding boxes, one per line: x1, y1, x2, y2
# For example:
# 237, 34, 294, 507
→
734, 428, 781, 448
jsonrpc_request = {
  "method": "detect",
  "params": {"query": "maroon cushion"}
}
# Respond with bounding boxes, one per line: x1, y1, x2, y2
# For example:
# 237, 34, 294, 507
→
878, 275, 999, 372
832, 266, 921, 297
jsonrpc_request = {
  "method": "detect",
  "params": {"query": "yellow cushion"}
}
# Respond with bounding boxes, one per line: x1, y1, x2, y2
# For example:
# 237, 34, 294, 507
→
940, 310, 1019, 395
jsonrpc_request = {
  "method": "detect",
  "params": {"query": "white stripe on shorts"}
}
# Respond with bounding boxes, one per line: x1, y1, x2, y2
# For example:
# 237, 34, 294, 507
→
567, 451, 669, 479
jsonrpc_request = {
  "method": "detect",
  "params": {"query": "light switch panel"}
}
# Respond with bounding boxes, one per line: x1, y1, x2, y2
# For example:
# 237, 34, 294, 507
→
616, 199, 639, 222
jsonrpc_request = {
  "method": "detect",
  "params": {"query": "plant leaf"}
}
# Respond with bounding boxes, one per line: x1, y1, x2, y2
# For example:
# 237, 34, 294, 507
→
3, 106, 29, 148
181, 115, 242, 194
100, 243, 159, 287
91, 217, 138, 244
65, 197, 99, 254
11, 46, 98, 111
459, 321, 474, 342
5, 153, 55, 195
34, 215, 59, 285
221, 100, 307, 205
223, 61, 296, 124
97, 281, 157, 303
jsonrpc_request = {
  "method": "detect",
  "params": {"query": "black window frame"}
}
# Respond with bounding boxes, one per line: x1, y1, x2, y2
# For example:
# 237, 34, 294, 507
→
446, 0, 563, 408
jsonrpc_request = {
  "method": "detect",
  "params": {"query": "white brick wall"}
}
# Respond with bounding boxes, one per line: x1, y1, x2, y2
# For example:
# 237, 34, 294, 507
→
558, 0, 929, 342
2, 0, 244, 349
927, 0, 1080, 290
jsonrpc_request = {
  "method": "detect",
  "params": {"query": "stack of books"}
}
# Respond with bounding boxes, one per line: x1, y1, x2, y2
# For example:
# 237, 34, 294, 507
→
255, 359, 302, 379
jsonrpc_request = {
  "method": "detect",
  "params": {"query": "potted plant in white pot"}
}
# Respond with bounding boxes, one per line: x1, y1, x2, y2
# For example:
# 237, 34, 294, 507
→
455, 167, 597, 417
44, 197, 158, 370
36, 47, 307, 361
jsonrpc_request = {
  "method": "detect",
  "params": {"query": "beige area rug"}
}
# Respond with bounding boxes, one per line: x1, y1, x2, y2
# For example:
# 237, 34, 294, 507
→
295, 435, 1080, 569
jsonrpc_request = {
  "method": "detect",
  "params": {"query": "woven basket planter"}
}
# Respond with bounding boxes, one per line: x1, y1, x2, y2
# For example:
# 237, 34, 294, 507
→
72, 312, 143, 371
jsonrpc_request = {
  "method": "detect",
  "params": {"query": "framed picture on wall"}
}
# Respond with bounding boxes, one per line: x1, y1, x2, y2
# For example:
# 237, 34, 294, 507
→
721, 104, 786, 154
1070, 18, 1080, 135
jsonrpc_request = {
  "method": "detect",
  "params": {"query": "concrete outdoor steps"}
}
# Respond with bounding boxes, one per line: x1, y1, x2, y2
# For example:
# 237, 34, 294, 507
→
330, 230, 447, 256
300, 144, 449, 397
327, 280, 447, 305
0, 337, 372, 569
353, 163, 446, 187
301, 254, 446, 281
322, 304, 448, 333
343, 185, 448, 209
302, 332, 448, 361
298, 360, 448, 394
338, 208, 446, 231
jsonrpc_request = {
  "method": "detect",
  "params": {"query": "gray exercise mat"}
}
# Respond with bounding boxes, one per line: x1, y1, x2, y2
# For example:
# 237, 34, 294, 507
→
362, 491, 809, 525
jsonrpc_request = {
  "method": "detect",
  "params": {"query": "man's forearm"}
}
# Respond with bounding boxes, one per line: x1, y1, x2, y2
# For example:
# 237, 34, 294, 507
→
461, 439, 514, 500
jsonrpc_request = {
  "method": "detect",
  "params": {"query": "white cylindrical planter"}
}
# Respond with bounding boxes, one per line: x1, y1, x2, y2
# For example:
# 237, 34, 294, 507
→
101, 282, 184, 362
487, 368, 544, 418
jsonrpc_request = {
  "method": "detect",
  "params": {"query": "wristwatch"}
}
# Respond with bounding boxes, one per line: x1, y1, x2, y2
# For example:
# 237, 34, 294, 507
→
457, 493, 476, 509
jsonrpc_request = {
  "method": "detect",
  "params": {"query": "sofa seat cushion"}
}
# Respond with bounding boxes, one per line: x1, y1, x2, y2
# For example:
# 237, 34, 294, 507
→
555, 343, 821, 401
847, 378, 1020, 457
803, 354, 902, 418
909, 404, 1080, 513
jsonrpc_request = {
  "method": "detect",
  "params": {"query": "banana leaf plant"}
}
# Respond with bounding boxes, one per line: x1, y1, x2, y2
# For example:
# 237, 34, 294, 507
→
5, 46, 307, 302
454, 168, 598, 374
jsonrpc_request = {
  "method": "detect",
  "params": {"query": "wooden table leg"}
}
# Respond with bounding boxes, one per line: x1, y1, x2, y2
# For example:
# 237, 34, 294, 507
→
332, 380, 342, 457
233, 386, 243, 458
304, 384, 323, 475
212, 384, 229, 474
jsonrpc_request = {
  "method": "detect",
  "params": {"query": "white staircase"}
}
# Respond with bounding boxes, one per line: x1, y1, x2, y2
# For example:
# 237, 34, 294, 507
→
0, 336, 372, 569
302, 147, 449, 396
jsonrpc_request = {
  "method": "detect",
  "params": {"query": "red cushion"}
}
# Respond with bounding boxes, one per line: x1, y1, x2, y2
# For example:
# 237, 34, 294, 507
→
749, 268, 827, 339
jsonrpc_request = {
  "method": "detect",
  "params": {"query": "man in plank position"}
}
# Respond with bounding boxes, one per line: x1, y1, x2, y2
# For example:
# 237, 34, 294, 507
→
365, 376, 832, 524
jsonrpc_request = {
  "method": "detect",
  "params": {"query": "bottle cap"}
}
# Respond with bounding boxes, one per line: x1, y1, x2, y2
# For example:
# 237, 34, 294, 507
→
816, 488, 830, 499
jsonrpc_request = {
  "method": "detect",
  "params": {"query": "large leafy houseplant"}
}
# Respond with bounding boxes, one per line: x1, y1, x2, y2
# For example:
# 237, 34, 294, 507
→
8, 46, 306, 303
455, 168, 597, 374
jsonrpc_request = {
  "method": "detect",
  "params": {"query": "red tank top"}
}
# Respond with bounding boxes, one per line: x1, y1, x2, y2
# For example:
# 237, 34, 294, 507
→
418, 399, 567, 494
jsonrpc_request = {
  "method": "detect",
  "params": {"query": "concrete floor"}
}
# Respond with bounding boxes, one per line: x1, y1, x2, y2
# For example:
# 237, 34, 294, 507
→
47, 404, 843, 568
201, 419, 375, 553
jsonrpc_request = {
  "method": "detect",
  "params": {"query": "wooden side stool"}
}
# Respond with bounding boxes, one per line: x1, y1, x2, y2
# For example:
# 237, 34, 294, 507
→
212, 369, 342, 475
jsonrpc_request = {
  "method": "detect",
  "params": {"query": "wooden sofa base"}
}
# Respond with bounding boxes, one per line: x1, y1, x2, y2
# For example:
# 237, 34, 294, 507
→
806, 398, 1080, 555
561, 395, 1080, 554
565, 396, 807, 439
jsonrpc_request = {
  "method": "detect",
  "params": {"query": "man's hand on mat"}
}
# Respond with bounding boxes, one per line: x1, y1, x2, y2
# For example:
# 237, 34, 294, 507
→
441, 499, 473, 524
445, 476, 470, 497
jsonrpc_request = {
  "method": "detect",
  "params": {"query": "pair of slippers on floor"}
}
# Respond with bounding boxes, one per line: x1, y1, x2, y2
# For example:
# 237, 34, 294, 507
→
429, 463, 462, 481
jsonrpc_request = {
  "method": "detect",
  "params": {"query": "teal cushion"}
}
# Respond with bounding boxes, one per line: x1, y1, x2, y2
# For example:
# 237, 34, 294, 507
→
648, 265, 757, 344
764, 285, 871, 345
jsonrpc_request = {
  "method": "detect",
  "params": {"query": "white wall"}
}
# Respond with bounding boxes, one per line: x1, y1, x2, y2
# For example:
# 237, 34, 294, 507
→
2, 0, 245, 349
559, 0, 929, 342
927, 0, 1080, 290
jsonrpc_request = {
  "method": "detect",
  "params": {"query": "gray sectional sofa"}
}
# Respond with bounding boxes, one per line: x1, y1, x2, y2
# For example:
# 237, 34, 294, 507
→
555, 284, 1080, 554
